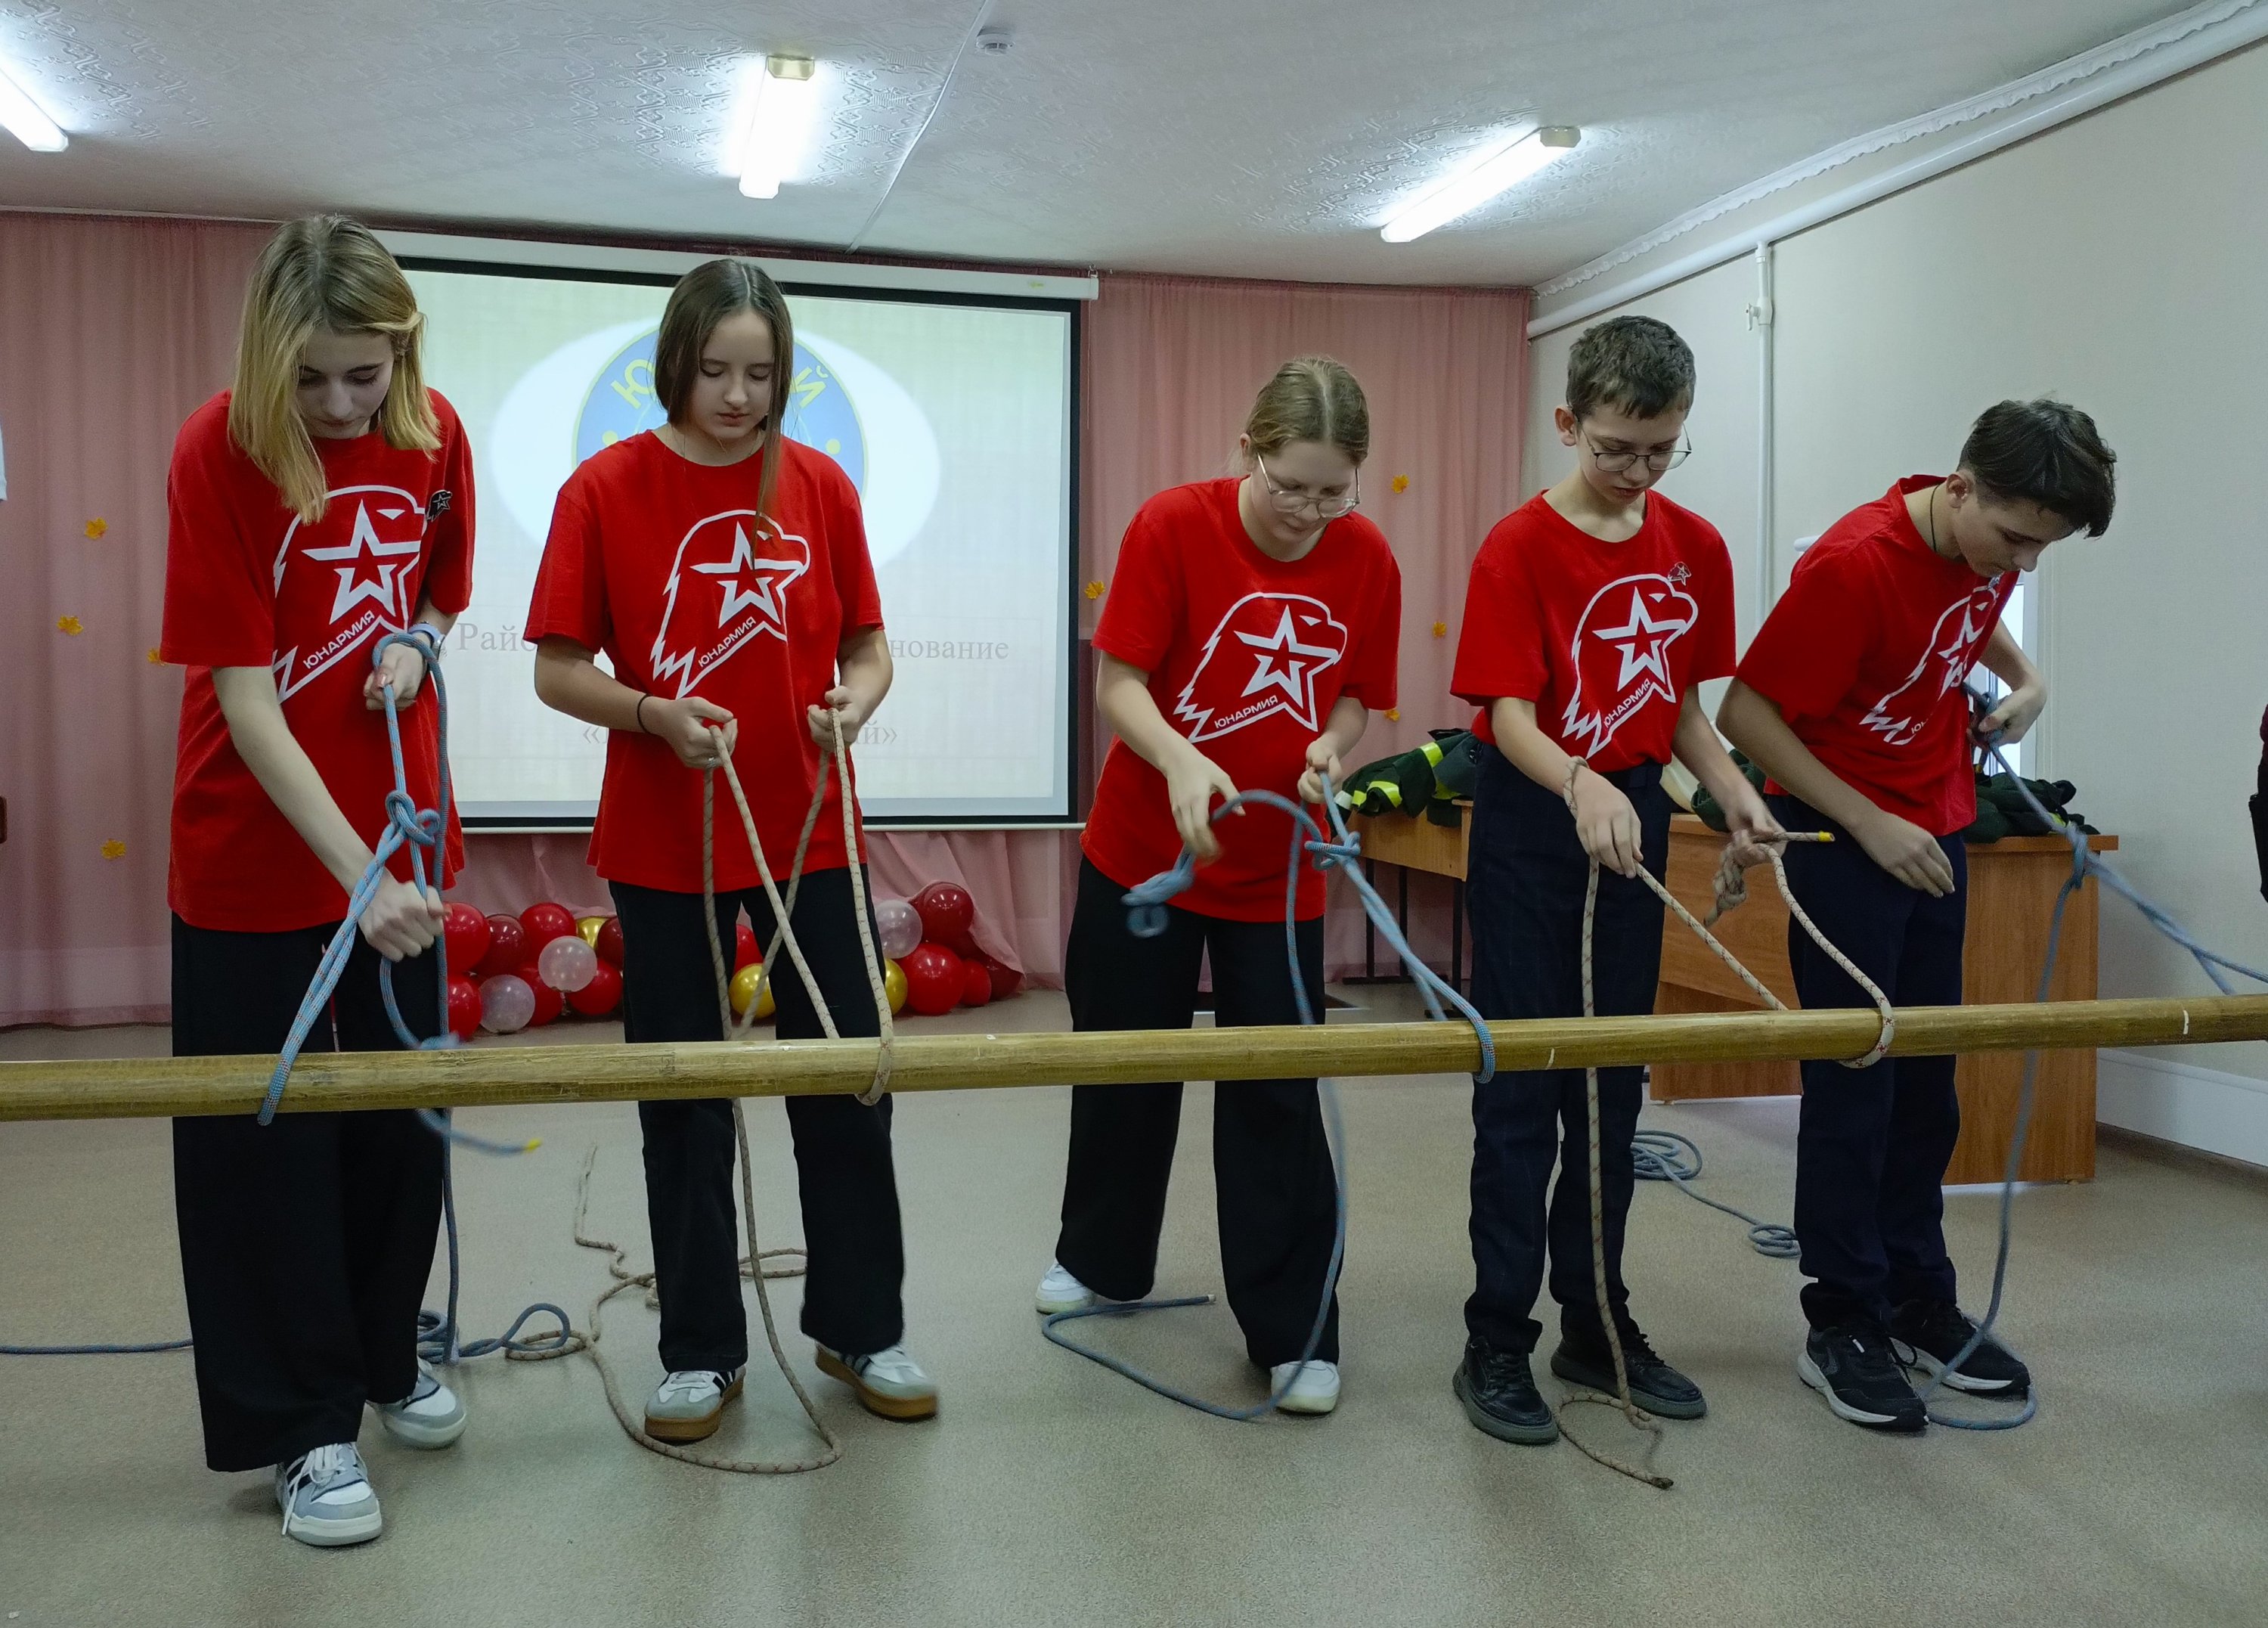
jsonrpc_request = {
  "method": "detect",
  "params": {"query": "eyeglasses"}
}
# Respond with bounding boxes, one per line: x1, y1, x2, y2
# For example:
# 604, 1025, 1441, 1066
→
1253, 454, 1361, 519
1581, 431, 1693, 474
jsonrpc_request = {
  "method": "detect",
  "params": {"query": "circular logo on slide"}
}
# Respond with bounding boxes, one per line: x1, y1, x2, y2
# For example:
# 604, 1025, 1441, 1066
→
573, 329, 866, 490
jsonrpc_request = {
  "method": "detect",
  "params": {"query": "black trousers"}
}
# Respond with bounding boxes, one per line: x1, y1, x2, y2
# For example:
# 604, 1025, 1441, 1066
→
1774, 795, 1966, 1331
1055, 858, 1339, 1367
170, 916, 445, 1471
1464, 748, 1672, 1353
612, 868, 905, 1372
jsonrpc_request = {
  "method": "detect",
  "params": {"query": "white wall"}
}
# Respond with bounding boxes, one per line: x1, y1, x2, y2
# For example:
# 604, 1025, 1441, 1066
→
1529, 39, 2268, 1161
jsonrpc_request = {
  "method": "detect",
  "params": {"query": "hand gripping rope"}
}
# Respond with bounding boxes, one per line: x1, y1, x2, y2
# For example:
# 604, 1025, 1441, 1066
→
1040, 778, 1496, 1419
558, 705, 896, 1475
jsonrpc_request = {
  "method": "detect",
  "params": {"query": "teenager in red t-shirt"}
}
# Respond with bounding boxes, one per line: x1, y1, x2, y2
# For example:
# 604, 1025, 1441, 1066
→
160, 218, 472, 1546
1038, 358, 1399, 1416
1721, 399, 2116, 1433
1448, 318, 1775, 1445
528, 260, 932, 1437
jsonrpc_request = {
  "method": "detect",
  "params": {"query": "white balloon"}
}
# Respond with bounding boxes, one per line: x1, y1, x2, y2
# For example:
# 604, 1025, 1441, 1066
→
875, 898, 923, 961
479, 974, 536, 1035
538, 934, 599, 994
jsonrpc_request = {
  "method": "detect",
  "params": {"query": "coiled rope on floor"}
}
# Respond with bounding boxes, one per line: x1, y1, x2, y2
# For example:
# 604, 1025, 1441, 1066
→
1040, 778, 1496, 1419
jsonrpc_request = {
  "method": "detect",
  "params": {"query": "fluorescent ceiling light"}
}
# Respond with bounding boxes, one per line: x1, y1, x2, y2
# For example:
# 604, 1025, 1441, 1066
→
0, 57, 67, 153
735, 54, 820, 200
1380, 126, 1579, 243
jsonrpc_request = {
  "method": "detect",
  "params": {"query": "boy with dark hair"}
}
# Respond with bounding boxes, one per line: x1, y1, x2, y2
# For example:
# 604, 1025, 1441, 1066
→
1448, 316, 1779, 1444
1719, 398, 2115, 1433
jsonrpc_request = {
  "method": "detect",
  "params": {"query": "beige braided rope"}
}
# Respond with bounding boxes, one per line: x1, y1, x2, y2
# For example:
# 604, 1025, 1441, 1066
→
1550, 763, 1897, 1488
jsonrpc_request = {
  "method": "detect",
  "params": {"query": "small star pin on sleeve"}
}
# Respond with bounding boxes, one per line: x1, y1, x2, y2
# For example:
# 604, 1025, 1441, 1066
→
57, 615, 84, 635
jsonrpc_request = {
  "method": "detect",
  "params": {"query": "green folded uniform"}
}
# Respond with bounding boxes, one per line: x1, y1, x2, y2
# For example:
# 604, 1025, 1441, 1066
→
1337, 730, 1478, 827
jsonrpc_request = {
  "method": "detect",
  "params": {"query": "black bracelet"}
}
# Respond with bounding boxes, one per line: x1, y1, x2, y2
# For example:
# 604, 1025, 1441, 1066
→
635, 694, 652, 734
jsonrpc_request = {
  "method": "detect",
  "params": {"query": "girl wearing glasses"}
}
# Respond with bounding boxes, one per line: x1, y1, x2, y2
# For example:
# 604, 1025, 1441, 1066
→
1448, 316, 1777, 1447
1035, 357, 1401, 1415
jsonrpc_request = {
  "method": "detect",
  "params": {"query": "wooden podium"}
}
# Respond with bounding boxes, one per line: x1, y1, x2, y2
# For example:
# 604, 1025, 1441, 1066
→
1650, 814, 2116, 1183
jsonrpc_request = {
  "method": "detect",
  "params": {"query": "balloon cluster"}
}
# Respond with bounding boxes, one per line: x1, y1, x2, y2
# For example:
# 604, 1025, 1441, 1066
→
872, 880, 1025, 1019
442, 901, 624, 1038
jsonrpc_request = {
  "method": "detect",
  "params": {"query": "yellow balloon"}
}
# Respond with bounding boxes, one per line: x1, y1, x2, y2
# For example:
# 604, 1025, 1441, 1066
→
884, 958, 907, 1015
730, 963, 776, 1020
576, 914, 607, 948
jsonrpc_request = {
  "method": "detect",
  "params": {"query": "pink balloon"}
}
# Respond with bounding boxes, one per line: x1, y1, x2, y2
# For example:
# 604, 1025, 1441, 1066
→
479, 973, 537, 1035
538, 934, 598, 994
875, 897, 923, 961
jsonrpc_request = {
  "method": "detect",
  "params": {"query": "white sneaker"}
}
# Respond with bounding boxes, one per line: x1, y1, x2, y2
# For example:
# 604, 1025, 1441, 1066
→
1036, 1260, 1123, 1315
1272, 1359, 1340, 1416
373, 1361, 466, 1450
643, 1366, 745, 1443
274, 1442, 383, 1547
815, 1342, 940, 1421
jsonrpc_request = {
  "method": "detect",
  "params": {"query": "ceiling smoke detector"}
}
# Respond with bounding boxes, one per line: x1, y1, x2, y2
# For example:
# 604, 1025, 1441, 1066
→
977, 26, 1014, 55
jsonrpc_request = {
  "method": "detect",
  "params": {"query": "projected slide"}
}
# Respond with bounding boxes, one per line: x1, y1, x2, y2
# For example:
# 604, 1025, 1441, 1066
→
405, 265, 1075, 823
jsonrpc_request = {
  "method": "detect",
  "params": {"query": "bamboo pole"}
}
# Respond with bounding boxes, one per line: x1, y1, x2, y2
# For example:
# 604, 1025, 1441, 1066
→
2, 995, 2263, 1125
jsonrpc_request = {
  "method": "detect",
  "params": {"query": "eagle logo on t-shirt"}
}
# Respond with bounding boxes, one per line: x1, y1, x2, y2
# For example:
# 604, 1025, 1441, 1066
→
1173, 592, 1349, 745
1562, 573, 1699, 758
649, 508, 811, 699
1860, 577, 2006, 746
270, 482, 428, 703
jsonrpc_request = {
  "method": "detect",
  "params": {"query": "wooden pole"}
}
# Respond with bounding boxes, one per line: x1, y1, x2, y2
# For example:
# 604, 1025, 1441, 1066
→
3, 995, 2264, 1124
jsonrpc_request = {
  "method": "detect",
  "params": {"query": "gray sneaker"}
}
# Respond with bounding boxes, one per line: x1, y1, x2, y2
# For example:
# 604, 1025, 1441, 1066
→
274, 1443, 383, 1547
373, 1362, 466, 1449
643, 1366, 745, 1443
815, 1343, 939, 1421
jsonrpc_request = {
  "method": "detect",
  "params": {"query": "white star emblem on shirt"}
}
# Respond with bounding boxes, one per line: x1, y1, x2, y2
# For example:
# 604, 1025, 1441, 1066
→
691, 523, 805, 629
1590, 588, 1684, 692
300, 500, 423, 623
1235, 607, 1341, 710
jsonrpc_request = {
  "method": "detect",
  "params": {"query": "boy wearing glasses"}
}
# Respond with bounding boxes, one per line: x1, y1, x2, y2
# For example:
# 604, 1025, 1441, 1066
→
1719, 400, 2114, 1432
1448, 317, 1777, 1444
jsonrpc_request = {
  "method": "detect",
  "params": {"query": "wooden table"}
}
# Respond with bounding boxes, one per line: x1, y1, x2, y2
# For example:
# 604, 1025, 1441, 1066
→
1350, 804, 1470, 988
1650, 813, 2117, 1183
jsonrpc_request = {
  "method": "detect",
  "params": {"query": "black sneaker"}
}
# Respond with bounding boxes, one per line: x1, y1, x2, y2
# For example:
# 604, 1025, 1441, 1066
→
1890, 1299, 2031, 1396
1453, 1337, 1559, 1444
1550, 1320, 1707, 1420
1798, 1323, 1926, 1433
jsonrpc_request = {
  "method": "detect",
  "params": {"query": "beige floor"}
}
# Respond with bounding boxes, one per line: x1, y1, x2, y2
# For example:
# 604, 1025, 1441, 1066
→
3, 991, 2266, 1628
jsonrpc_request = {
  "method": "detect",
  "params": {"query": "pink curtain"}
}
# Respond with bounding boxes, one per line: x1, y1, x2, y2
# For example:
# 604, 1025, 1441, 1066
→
0, 215, 272, 1026
1080, 273, 1531, 976
1, 217, 1526, 1024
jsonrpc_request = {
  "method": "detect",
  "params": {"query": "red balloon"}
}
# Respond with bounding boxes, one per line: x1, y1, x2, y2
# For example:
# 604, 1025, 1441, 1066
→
900, 942, 965, 1017
734, 920, 758, 971
979, 954, 1024, 1001
443, 903, 490, 975
959, 960, 993, 1007
596, 916, 625, 967
568, 960, 622, 1018
912, 882, 975, 947
477, 913, 528, 978
520, 965, 565, 1027
445, 975, 482, 1041
521, 901, 577, 948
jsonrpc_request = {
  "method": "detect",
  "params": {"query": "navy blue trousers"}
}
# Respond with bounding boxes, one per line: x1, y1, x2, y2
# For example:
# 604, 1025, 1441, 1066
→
1464, 747, 1672, 1353
1775, 795, 1966, 1331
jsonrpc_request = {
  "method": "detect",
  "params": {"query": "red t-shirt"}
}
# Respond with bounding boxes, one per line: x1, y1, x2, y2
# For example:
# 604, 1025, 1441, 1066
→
161, 392, 473, 932
1452, 489, 1737, 771
527, 432, 881, 892
1083, 479, 1402, 922
1736, 476, 2015, 836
